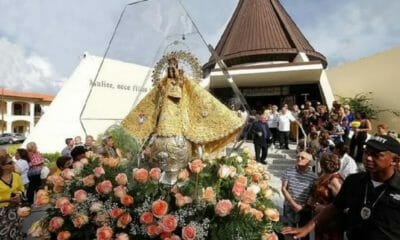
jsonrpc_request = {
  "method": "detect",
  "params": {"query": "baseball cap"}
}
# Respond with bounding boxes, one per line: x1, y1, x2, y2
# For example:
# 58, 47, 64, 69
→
366, 135, 400, 155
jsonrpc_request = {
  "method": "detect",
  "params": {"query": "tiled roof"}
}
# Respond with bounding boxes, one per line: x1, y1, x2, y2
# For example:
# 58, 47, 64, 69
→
204, 0, 327, 72
1, 88, 54, 102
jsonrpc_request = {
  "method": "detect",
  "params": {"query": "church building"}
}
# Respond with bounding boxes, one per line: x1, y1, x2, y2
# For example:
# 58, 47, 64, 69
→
203, 0, 334, 112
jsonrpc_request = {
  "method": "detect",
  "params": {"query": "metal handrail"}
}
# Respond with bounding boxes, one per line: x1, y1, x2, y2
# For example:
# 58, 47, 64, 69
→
297, 123, 307, 151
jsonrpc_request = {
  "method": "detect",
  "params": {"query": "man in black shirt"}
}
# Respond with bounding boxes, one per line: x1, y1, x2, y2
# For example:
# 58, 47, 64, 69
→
282, 135, 400, 240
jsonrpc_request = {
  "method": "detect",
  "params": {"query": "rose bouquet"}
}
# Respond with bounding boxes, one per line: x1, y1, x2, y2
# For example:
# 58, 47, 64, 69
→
29, 143, 280, 240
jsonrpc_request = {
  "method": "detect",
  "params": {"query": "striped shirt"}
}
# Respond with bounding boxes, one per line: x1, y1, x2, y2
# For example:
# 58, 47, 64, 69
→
282, 166, 317, 205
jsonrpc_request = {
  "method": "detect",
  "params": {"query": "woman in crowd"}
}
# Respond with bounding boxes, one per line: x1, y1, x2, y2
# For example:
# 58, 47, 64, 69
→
308, 153, 344, 240
26, 142, 49, 204
0, 155, 25, 239
14, 148, 30, 190
349, 112, 372, 165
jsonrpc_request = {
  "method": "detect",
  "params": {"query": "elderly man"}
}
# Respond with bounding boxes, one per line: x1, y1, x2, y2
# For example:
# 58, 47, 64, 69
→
283, 135, 400, 240
251, 114, 271, 164
281, 151, 317, 240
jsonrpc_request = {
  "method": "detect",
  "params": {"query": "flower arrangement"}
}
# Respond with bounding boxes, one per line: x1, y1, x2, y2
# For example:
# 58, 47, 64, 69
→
28, 143, 280, 240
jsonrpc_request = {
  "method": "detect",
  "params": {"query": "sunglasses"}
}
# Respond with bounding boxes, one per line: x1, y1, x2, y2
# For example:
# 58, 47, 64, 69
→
2, 161, 13, 166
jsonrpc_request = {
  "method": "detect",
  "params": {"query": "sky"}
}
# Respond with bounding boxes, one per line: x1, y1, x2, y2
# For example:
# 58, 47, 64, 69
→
0, 0, 399, 95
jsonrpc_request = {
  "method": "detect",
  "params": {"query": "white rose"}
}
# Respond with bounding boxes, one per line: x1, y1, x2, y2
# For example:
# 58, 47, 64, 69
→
248, 184, 261, 195
218, 165, 232, 179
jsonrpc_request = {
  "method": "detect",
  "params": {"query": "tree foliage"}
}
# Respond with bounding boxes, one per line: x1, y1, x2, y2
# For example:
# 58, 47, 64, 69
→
338, 92, 400, 120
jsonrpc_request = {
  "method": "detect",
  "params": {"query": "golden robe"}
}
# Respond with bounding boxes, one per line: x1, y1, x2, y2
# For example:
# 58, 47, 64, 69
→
122, 77, 244, 153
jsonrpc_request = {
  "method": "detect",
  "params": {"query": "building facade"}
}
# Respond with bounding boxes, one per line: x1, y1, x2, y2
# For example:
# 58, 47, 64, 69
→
327, 47, 400, 132
203, 0, 334, 112
0, 88, 53, 135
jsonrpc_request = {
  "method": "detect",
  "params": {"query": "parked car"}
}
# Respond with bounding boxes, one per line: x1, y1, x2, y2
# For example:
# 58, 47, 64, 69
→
0, 133, 26, 144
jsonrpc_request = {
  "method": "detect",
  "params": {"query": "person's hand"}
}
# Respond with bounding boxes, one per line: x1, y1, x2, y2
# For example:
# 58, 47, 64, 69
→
281, 226, 310, 239
291, 203, 303, 213
10, 194, 21, 206
143, 147, 151, 156
257, 132, 262, 137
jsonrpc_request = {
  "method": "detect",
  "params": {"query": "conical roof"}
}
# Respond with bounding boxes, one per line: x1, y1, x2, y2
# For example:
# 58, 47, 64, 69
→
204, 0, 327, 72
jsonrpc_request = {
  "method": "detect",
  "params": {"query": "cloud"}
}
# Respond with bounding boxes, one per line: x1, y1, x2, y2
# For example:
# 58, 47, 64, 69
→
295, 0, 400, 67
0, 37, 63, 94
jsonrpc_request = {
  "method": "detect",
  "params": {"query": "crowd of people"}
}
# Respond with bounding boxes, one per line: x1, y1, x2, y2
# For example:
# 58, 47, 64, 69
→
245, 100, 400, 240
0, 134, 119, 239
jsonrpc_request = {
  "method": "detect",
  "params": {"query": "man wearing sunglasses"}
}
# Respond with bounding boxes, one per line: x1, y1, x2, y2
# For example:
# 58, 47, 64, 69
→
283, 135, 400, 240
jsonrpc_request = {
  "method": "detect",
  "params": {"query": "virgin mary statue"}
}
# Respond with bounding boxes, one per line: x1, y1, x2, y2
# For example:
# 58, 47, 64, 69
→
122, 51, 244, 184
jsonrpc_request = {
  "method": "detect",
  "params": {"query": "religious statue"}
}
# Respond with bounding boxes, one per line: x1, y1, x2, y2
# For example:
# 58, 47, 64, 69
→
122, 51, 244, 184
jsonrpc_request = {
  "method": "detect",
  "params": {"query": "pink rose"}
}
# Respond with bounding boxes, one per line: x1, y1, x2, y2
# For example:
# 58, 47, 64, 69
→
48, 217, 64, 232
235, 176, 248, 185
72, 214, 89, 228
115, 173, 128, 186
117, 213, 132, 229
115, 233, 129, 240
110, 208, 124, 218
250, 208, 264, 221
160, 214, 178, 233
73, 161, 84, 171
178, 169, 189, 181
96, 180, 113, 194
202, 187, 216, 204
60, 202, 75, 216
232, 182, 246, 198
55, 197, 70, 209
82, 174, 95, 187
182, 225, 196, 240
120, 194, 134, 206
50, 175, 65, 187
149, 168, 161, 181
238, 201, 251, 214
152, 199, 168, 218
134, 168, 149, 183
240, 190, 256, 204
93, 166, 105, 178
264, 208, 280, 222
61, 168, 74, 180
175, 193, 192, 207
80, 157, 89, 165
57, 231, 71, 240
96, 226, 113, 240
215, 199, 233, 217
113, 185, 127, 198
74, 189, 88, 203
140, 211, 154, 225
189, 159, 204, 174
146, 224, 163, 238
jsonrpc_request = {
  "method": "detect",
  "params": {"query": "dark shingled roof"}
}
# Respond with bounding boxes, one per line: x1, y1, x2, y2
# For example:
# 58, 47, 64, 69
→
204, 0, 327, 72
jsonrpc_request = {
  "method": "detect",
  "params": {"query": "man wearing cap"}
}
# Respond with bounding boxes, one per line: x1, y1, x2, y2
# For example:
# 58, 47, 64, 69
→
282, 135, 400, 240
281, 151, 317, 240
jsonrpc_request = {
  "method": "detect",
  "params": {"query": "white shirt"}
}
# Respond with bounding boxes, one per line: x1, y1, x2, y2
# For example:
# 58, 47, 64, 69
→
339, 153, 358, 179
15, 159, 30, 184
278, 112, 295, 132
40, 166, 50, 179
268, 112, 279, 128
